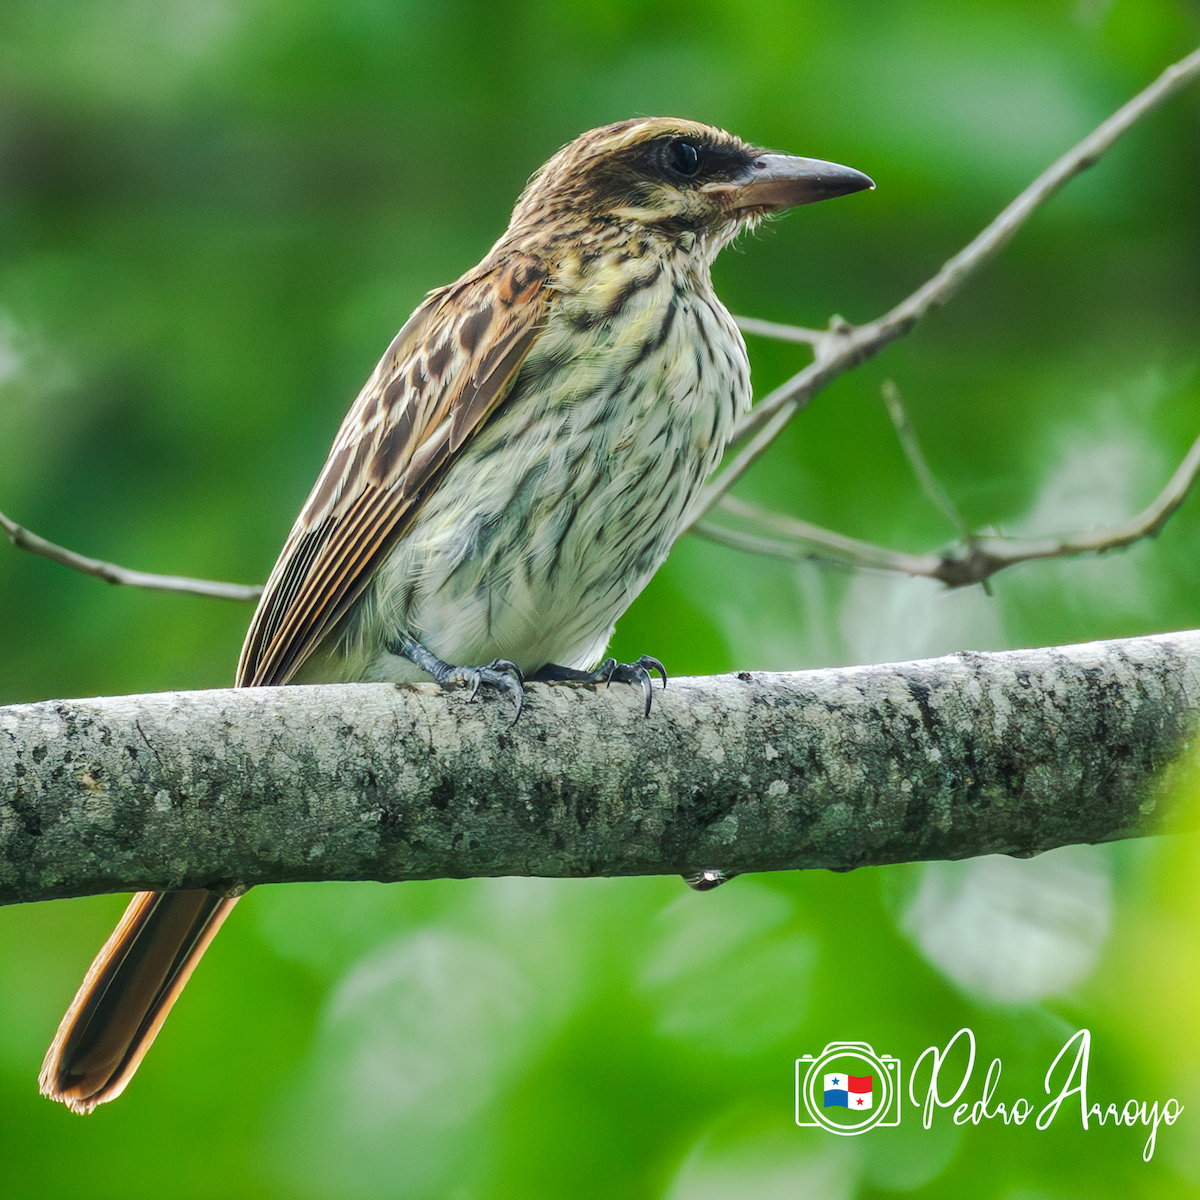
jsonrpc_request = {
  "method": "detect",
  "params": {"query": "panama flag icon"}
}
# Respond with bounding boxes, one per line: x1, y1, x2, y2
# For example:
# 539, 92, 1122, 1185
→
824, 1073, 873, 1110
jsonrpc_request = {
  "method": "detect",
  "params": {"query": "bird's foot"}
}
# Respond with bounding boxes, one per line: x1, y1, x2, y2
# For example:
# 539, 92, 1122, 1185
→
530, 655, 667, 717
391, 634, 525, 722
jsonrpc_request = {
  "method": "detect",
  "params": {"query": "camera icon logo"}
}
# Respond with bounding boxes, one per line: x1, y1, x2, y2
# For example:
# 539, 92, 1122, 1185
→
796, 1042, 902, 1135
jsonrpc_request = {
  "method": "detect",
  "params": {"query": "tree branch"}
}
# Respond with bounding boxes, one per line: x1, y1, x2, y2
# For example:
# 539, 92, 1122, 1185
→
6, 50, 1199, 606
3, 630, 1198, 906
0, 508, 262, 602
688, 44, 1200, 530
697, 423, 1200, 587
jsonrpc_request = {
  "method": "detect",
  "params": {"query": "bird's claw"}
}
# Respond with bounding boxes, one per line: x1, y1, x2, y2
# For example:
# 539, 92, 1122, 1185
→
599, 654, 667, 717
527, 654, 667, 716
392, 635, 525, 720
466, 659, 526, 722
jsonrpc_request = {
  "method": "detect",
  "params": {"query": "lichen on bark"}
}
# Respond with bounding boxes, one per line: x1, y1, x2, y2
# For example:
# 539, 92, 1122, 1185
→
1, 631, 1198, 906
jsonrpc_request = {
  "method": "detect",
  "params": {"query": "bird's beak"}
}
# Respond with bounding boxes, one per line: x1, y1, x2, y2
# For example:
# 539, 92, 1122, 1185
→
705, 154, 875, 212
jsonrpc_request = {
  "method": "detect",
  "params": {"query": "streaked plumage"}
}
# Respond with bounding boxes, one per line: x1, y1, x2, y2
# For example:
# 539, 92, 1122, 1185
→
41, 118, 873, 1113
285, 236, 748, 686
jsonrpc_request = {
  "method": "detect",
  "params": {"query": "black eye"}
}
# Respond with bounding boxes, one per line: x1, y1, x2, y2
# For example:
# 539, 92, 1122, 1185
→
670, 140, 702, 176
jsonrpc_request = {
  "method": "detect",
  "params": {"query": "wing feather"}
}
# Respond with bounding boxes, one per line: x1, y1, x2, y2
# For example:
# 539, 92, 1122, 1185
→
237, 256, 549, 688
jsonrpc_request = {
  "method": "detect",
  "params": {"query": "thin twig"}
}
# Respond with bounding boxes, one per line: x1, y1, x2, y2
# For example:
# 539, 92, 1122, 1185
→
734, 315, 827, 346
697, 427, 1200, 588
684, 44, 1200, 533
881, 380, 970, 539
696, 498, 934, 574
6, 49, 1200, 607
0, 509, 262, 602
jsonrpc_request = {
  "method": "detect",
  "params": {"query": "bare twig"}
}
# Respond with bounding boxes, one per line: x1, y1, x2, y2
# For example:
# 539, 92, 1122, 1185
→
881, 380, 970, 539
6, 50, 1199, 607
698, 496, 934, 575
0, 509, 262, 603
688, 44, 1200, 532
734, 315, 827, 346
697, 426, 1200, 588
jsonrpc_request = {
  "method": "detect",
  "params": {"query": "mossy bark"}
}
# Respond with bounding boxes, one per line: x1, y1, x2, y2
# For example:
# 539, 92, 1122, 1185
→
2, 631, 1198, 905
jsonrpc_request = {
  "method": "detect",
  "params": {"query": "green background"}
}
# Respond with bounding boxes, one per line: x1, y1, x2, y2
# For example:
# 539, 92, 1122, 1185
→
2, 0, 1200, 1196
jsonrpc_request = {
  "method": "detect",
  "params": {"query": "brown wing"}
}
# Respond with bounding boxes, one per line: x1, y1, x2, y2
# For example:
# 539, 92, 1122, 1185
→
236, 256, 549, 688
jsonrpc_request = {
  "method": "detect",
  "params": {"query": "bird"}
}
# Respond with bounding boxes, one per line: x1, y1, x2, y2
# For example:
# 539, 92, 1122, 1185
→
39, 117, 873, 1113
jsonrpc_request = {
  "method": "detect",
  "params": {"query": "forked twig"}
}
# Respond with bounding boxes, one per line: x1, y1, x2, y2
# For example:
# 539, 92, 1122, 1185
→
688, 44, 1200, 531
5, 48, 1200, 604
696, 426, 1200, 588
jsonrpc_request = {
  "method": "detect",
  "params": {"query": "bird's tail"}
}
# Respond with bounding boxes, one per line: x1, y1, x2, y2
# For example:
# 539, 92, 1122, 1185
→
40, 889, 239, 1114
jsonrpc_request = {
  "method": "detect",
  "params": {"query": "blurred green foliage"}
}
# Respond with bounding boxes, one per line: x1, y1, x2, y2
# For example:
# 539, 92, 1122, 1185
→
2, 1, 1200, 1196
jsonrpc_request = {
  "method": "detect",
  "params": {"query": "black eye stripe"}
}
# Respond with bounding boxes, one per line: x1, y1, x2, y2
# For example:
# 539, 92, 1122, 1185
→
628, 136, 754, 190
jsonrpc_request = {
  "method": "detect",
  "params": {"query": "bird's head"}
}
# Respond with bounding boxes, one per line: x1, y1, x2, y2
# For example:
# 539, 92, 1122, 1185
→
507, 117, 873, 254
